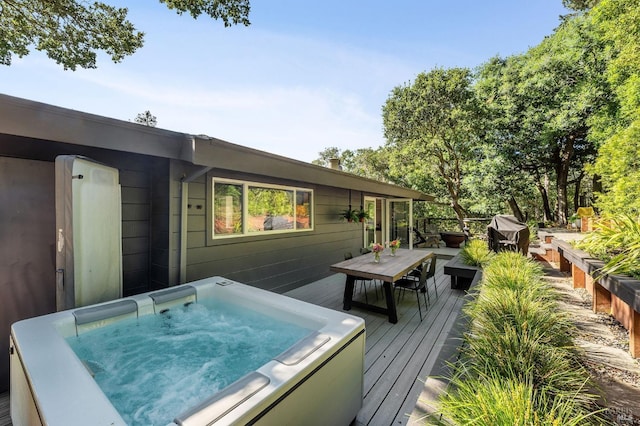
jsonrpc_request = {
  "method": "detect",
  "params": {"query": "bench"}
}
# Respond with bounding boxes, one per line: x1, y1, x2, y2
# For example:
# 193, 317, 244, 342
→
443, 253, 482, 290
549, 239, 640, 358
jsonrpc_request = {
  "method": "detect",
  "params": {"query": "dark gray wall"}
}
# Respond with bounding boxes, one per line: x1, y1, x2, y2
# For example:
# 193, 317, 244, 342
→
179, 168, 369, 294
0, 135, 173, 297
0, 157, 56, 393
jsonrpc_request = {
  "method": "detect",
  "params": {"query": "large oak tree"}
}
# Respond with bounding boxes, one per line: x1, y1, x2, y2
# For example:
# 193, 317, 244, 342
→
382, 67, 483, 230
1, 0, 250, 70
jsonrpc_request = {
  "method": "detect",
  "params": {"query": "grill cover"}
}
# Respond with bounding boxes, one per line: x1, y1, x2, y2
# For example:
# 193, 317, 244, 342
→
487, 215, 530, 255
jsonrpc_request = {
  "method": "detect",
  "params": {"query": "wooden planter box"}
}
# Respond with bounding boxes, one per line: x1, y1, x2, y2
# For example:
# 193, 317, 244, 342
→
443, 253, 482, 290
549, 239, 640, 358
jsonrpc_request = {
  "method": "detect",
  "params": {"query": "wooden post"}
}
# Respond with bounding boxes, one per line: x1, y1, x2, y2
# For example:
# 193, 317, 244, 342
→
592, 281, 611, 314
585, 273, 594, 296
571, 264, 585, 288
631, 310, 640, 359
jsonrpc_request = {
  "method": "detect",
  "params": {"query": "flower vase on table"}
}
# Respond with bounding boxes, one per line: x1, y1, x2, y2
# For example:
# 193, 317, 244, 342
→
389, 238, 401, 256
371, 243, 384, 263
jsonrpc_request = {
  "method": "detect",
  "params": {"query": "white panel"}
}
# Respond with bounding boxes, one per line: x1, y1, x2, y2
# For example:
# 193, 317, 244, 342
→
72, 159, 122, 307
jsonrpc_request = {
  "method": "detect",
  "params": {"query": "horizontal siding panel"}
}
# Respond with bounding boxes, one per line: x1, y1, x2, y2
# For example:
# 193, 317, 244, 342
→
122, 252, 148, 272
119, 169, 149, 188
122, 203, 150, 221
122, 221, 150, 238
188, 181, 206, 199
187, 215, 205, 232
121, 186, 150, 204
122, 237, 148, 255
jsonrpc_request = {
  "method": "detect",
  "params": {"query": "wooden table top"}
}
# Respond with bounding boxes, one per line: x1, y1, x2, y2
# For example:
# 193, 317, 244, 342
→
330, 249, 433, 283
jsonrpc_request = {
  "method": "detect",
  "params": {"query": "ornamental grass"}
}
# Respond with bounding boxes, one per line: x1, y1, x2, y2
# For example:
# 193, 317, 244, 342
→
433, 251, 610, 425
437, 366, 605, 426
459, 239, 494, 267
575, 215, 640, 279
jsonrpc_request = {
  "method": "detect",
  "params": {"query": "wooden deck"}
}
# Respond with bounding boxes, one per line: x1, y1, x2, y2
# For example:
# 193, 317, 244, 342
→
286, 253, 469, 425
0, 250, 470, 426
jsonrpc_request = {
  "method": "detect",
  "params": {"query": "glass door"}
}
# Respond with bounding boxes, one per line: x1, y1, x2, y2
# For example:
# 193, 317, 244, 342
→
363, 197, 377, 248
386, 199, 413, 249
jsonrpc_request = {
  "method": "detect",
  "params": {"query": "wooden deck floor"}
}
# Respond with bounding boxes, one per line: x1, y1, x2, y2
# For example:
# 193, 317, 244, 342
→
0, 250, 469, 426
285, 253, 468, 426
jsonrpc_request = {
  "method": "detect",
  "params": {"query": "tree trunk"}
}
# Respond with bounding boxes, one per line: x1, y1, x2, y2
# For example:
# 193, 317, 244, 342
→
451, 200, 466, 231
507, 196, 525, 222
536, 183, 554, 222
573, 171, 584, 211
556, 135, 576, 225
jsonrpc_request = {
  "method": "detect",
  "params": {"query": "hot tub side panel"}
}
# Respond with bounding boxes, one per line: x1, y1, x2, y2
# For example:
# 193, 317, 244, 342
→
251, 329, 365, 426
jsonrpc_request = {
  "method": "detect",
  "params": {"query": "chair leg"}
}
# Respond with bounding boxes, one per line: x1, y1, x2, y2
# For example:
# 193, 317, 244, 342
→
415, 290, 423, 321
432, 276, 438, 298
422, 290, 428, 311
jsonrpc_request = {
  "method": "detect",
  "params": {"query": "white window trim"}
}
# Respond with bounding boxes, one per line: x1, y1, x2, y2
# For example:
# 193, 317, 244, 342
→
212, 177, 314, 239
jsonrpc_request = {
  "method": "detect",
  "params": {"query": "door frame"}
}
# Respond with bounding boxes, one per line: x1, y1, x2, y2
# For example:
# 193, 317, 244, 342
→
385, 198, 413, 249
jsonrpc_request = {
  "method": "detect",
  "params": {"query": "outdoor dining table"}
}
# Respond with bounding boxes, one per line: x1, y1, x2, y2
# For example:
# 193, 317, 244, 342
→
329, 248, 433, 323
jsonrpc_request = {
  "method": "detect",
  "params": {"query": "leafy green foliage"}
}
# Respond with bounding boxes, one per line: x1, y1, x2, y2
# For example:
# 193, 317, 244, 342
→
475, 13, 606, 224
382, 67, 483, 229
437, 368, 605, 426
0, 0, 250, 69
575, 215, 640, 278
312, 146, 390, 181
160, 0, 250, 26
589, 0, 640, 216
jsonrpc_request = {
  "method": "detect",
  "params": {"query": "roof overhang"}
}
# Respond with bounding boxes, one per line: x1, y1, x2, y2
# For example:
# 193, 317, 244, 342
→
0, 93, 434, 202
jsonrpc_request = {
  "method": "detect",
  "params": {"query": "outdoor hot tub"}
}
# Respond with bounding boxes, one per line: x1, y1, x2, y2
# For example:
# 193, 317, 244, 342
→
10, 276, 366, 425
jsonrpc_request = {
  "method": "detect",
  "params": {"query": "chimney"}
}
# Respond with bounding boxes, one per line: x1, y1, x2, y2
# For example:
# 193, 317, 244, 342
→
329, 158, 341, 170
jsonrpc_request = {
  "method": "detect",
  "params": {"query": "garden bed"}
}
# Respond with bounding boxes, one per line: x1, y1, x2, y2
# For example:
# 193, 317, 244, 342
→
550, 238, 640, 358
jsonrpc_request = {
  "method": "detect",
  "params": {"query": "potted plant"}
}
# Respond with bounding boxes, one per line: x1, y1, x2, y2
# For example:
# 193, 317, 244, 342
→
341, 208, 358, 222
357, 208, 371, 223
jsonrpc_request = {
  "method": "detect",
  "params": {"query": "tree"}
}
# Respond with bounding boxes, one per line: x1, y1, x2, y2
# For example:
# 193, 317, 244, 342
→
313, 146, 389, 181
134, 110, 157, 127
1, 0, 250, 70
475, 14, 607, 225
589, 0, 640, 215
382, 68, 483, 230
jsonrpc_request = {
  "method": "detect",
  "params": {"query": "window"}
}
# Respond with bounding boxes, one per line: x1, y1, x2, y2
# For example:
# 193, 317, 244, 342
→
212, 178, 313, 238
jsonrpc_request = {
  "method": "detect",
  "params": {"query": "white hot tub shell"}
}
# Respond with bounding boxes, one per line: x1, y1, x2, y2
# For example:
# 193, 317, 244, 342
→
10, 276, 366, 425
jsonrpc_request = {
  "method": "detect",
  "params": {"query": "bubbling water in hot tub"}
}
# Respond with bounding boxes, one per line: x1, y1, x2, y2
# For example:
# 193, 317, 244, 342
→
67, 299, 312, 425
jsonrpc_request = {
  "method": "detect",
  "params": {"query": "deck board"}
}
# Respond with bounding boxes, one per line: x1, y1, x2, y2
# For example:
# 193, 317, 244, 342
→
285, 253, 470, 425
0, 392, 10, 426
0, 250, 468, 426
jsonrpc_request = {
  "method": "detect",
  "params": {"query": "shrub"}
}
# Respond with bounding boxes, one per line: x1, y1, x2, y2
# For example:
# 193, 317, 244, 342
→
433, 251, 609, 425
575, 215, 640, 279
459, 239, 494, 267
438, 367, 605, 426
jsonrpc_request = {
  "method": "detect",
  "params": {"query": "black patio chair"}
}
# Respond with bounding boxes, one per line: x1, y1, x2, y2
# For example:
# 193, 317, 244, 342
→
394, 255, 436, 321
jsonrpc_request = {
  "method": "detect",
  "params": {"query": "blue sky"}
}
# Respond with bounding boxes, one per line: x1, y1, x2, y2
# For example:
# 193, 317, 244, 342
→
1, 1, 569, 163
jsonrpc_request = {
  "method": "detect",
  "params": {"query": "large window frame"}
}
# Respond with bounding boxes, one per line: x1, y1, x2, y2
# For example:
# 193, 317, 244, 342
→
211, 177, 314, 240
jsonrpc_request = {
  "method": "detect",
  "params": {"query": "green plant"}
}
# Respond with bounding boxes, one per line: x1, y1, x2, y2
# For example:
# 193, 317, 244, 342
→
575, 215, 640, 279
437, 367, 605, 426
433, 251, 608, 425
340, 208, 357, 222
357, 208, 371, 222
459, 239, 494, 267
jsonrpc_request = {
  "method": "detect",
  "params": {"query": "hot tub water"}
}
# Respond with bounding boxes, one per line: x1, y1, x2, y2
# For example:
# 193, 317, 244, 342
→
67, 300, 312, 425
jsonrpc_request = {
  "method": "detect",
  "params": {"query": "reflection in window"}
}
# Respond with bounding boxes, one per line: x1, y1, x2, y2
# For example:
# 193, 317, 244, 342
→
211, 178, 313, 238
248, 187, 294, 232
213, 182, 243, 235
296, 191, 312, 229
